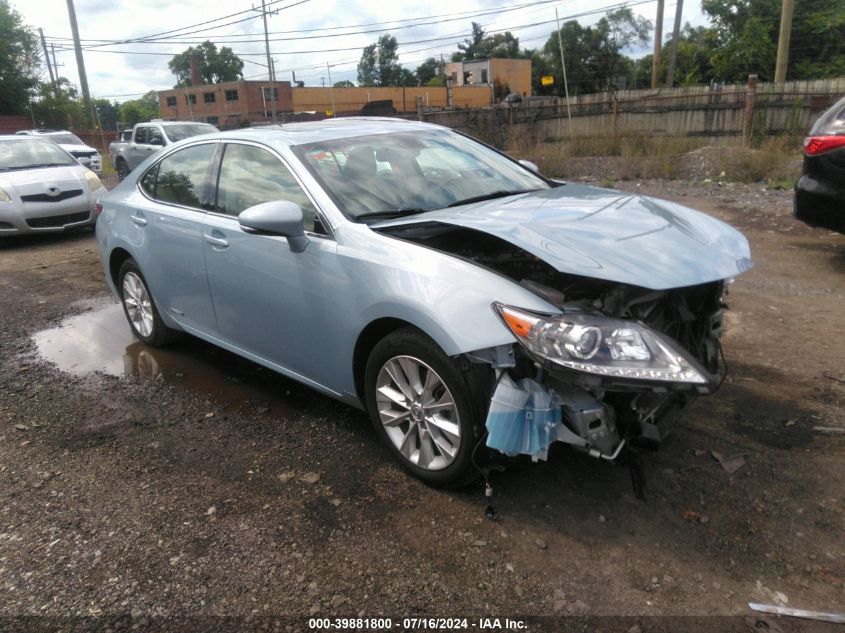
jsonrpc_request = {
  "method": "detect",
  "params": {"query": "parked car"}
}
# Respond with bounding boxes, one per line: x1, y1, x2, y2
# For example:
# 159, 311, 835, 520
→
794, 95, 845, 233
111, 120, 218, 180
0, 136, 107, 235
15, 129, 102, 172
95, 119, 752, 486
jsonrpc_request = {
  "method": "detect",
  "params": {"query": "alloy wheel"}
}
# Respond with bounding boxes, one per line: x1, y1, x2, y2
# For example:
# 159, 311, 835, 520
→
375, 355, 461, 471
122, 272, 154, 338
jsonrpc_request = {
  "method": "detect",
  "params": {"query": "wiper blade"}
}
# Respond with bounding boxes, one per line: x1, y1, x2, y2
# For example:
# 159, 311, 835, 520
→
22, 163, 72, 169
357, 208, 427, 221
446, 189, 536, 208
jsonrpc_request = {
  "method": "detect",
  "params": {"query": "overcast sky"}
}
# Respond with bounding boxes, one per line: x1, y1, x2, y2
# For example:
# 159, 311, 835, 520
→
14, 0, 702, 101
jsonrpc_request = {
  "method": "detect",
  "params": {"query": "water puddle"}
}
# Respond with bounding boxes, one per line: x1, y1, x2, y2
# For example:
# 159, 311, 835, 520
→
32, 297, 306, 413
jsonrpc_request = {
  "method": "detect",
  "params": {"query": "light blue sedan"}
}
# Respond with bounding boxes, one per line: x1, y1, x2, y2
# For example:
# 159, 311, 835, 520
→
95, 119, 752, 486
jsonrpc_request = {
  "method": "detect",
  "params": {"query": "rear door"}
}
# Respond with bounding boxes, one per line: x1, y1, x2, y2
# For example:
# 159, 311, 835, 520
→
126, 126, 155, 170
201, 141, 345, 388
130, 141, 220, 336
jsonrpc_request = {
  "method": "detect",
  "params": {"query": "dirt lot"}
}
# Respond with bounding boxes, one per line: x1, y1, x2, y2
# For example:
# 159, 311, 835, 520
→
0, 179, 843, 632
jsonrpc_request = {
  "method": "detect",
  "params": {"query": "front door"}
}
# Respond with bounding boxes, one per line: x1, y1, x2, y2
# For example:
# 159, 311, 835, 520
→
201, 142, 346, 389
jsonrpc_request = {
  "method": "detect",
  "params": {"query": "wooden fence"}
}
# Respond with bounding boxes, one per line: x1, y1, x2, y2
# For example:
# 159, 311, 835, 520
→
424, 76, 845, 147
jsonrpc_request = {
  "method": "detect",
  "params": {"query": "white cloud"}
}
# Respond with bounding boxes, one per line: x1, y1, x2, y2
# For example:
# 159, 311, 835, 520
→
14, 0, 704, 99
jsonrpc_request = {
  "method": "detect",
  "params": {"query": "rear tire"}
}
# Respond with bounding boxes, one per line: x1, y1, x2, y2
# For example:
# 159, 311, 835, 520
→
364, 327, 485, 487
118, 258, 177, 347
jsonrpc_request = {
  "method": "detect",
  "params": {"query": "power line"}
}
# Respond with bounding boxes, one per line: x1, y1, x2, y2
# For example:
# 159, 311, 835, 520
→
48, 0, 563, 46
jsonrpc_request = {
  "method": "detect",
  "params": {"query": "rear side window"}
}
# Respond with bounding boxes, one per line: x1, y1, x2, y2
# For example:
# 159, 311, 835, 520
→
143, 143, 216, 210
134, 127, 149, 144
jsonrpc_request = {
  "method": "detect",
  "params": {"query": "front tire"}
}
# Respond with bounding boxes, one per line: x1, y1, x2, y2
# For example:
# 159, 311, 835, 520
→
118, 258, 177, 347
365, 328, 484, 487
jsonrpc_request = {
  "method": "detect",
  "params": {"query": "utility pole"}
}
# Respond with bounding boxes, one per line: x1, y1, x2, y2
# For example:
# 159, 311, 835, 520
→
51, 44, 60, 77
253, 0, 279, 122
774, 0, 794, 83
665, 0, 684, 87
651, 0, 664, 89
38, 28, 57, 94
326, 62, 336, 117
555, 8, 573, 140
65, 0, 94, 128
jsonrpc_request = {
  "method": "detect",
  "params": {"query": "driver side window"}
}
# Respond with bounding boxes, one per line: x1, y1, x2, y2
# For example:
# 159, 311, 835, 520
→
215, 143, 318, 232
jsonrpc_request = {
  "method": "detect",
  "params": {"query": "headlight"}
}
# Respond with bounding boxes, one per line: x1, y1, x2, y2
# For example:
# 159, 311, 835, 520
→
495, 303, 708, 384
0, 187, 10, 203
84, 170, 102, 191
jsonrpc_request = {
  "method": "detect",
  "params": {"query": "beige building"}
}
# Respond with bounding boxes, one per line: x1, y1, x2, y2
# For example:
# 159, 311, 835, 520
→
445, 58, 532, 99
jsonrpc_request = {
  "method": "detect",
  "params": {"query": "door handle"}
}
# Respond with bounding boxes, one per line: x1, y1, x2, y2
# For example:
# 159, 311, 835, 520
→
130, 215, 147, 227
203, 233, 229, 248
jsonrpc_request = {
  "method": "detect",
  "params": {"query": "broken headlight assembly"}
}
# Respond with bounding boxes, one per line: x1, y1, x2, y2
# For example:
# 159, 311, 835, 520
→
494, 303, 710, 385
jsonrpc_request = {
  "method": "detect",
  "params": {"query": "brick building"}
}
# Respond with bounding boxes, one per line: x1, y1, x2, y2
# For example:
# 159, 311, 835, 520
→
158, 80, 293, 127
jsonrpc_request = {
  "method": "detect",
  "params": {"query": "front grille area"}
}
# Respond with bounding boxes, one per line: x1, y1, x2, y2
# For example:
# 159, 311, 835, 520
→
26, 211, 90, 228
21, 189, 84, 203
71, 151, 96, 159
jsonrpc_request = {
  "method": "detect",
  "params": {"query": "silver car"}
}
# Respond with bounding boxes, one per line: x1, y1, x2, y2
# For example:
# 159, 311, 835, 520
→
95, 119, 752, 487
0, 136, 107, 236
16, 129, 102, 172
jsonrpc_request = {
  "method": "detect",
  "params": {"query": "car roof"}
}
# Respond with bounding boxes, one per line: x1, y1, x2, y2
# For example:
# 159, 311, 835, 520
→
211, 117, 447, 146
147, 120, 215, 126
0, 135, 59, 142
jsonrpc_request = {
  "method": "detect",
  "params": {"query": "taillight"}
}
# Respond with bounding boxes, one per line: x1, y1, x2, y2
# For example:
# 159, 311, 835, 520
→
94, 202, 103, 217
804, 135, 845, 156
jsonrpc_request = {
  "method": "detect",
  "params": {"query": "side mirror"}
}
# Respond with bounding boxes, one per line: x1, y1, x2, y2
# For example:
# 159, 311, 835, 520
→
239, 200, 309, 253
519, 159, 540, 174
149, 137, 164, 146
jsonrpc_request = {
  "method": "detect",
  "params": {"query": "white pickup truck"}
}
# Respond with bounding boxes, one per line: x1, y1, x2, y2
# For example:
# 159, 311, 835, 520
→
110, 120, 218, 180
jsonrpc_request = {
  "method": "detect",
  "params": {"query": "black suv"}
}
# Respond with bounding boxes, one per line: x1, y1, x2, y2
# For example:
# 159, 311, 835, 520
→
794, 96, 845, 233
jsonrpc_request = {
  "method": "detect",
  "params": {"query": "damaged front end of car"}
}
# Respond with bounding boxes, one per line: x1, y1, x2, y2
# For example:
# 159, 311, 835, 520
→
372, 186, 751, 485
376, 221, 736, 473
474, 274, 728, 466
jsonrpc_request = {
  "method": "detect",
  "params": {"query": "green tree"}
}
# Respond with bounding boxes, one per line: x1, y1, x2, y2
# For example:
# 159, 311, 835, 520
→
168, 40, 244, 87
632, 25, 720, 88
702, 0, 845, 81
92, 98, 119, 131
452, 22, 521, 61
31, 77, 83, 128
333, 80, 354, 88
117, 91, 160, 127
0, 1, 39, 115
415, 57, 441, 85
542, 9, 651, 95
357, 35, 411, 86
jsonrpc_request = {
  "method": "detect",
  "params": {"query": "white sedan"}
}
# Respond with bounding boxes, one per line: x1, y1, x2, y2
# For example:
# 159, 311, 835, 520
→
0, 136, 107, 236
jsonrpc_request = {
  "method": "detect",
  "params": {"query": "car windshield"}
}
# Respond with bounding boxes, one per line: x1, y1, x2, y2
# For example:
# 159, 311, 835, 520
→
45, 133, 85, 146
0, 139, 77, 171
163, 124, 218, 142
293, 130, 549, 220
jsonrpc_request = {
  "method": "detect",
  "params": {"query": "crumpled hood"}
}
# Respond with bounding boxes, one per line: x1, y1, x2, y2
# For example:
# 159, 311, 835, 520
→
374, 184, 753, 290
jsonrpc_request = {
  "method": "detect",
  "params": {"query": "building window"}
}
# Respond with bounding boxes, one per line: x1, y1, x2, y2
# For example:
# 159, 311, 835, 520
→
203, 92, 216, 104
262, 87, 279, 100
207, 116, 219, 126
185, 94, 196, 105
225, 90, 238, 102
481, 69, 488, 83
166, 96, 176, 107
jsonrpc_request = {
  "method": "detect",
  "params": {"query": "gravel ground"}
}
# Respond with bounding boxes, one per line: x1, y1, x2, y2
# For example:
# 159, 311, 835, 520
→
0, 178, 843, 632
